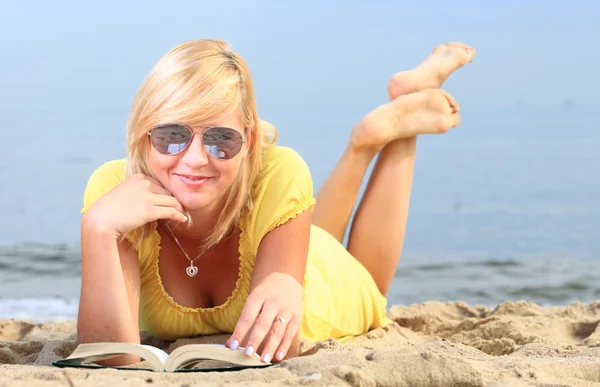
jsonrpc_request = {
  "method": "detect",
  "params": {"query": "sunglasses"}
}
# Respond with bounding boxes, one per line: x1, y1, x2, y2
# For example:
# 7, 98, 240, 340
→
147, 123, 245, 160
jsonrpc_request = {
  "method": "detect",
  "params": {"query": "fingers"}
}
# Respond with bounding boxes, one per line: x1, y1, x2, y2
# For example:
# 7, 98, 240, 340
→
227, 297, 298, 364
226, 295, 263, 353
130, 174, 186, 222
239, 303, 279, 360
152, 194, 185, 215
150, 205, 187, 223
131, 173, 172, 196
147, 181, 173, 196
266, 315, 299, 363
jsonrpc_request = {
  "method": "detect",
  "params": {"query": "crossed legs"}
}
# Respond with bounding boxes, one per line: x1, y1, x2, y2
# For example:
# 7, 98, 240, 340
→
312, 43, 476, 296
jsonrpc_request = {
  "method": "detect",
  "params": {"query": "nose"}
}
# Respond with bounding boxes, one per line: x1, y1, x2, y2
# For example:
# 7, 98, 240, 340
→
180, 132, 209, 168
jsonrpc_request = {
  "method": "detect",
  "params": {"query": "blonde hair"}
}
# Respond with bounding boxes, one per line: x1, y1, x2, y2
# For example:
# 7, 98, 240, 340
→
125, 39, 277, 249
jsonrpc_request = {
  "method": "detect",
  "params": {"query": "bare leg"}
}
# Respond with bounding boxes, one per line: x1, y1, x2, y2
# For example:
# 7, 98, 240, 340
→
312, 146, 377, 242
312, 43, 475, 295
346, 139, 415, 296
313, 42, 475, 242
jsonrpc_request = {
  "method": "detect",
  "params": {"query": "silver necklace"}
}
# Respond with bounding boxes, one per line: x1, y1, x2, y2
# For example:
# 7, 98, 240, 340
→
164, 224, 209, 278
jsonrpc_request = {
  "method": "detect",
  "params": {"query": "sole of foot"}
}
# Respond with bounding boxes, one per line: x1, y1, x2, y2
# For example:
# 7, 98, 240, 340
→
351, 88, 461, 152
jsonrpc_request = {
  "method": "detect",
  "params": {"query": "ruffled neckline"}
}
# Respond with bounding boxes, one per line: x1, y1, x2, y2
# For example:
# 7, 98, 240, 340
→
149, 211, 250, 313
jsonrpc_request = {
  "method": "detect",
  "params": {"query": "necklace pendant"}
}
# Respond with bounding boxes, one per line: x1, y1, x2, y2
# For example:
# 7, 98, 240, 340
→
186, 263, 198, 278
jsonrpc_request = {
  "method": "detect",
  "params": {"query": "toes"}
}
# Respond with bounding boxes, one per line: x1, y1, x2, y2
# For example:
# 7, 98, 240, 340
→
439, 112, 461, 133
447, 42, 472, 49
438, 89, 460, 113
432, 43, 475, 64
449, 98, 460, 114
447, 42, 476, 62
435, 90, 461, 131
450, 112, 461, 128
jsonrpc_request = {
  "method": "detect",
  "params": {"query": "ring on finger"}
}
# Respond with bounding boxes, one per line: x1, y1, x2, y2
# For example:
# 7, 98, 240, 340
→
276, 316, 288, 325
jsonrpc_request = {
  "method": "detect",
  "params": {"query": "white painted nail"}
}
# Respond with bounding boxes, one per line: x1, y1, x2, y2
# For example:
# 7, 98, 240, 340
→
277, 351, 285, 360
245, 346, 255, 356
262, 353, 271, 363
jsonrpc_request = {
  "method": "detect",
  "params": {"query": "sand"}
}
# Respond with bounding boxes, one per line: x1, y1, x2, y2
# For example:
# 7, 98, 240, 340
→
1, 301, 600, 386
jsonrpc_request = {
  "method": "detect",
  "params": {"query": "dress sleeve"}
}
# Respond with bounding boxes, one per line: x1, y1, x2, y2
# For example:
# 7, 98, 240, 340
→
247, 146, 316, 253
81, 159, 127, 214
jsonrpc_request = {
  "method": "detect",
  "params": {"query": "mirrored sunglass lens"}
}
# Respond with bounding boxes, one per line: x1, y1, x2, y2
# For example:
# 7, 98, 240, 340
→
203, 127, 243, 159
151, 125, 191, 154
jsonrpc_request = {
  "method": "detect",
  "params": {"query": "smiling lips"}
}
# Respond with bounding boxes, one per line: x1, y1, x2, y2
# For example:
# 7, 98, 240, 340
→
175, 173, 212, 188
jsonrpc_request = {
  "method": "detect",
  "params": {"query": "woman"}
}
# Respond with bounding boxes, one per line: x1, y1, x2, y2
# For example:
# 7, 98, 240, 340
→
78, 39, 475, 365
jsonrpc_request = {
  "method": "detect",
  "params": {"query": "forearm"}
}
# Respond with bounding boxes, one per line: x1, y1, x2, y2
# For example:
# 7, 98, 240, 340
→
78, 217, 140, 345
229, 211, 310, 361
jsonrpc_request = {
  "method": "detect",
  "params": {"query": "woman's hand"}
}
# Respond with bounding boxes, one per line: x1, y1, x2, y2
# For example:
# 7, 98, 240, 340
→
226, 272, 304, 363
83, 174, 187, 238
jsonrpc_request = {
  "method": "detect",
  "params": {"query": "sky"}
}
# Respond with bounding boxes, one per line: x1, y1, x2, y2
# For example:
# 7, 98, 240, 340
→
0, 1, 598, 123
0, 0, 597, 257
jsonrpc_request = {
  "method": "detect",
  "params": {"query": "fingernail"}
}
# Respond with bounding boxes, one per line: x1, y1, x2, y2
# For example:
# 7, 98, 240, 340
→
277, 351, 285, 361
262, 353, 271, 363
230, 340, 239, 350
183, 216, 188, 222
245, 346, 255, 356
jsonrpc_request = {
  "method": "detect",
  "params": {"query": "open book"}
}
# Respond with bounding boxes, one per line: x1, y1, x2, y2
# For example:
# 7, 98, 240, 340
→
52, 342, 271, 373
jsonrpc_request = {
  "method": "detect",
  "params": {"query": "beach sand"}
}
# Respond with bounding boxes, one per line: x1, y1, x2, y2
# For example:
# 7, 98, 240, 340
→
1, 301, 600, 386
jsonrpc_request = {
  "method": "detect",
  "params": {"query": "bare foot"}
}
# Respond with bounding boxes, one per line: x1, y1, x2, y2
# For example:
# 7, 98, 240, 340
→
351, 89, 460, 152
388, 42, 476, 100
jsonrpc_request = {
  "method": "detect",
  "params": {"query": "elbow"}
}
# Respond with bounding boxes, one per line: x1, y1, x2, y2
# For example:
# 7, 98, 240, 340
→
76, 315, 139, 345
76, 321, 142, 366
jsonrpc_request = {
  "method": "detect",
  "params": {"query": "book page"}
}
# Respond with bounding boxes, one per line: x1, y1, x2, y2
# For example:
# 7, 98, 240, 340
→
140, 345, 169, 366
165, 344, 266, 372
65, 343, 168, 371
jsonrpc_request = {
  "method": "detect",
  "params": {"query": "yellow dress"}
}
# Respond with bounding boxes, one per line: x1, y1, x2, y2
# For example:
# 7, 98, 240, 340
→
81, 145, 391, 342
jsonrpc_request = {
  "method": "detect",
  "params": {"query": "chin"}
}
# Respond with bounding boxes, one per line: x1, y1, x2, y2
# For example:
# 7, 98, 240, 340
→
164, 176, 230, 212
175, 194, 216, 211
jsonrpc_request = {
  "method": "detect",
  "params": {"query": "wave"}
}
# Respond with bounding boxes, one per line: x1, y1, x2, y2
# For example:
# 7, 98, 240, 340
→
0, 243, 81, 276
0, 297, 78, 322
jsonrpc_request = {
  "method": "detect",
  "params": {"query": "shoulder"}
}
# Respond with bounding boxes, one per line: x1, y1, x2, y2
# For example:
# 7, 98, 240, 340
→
245, 146, 315, 250
82, 159, 127, 213
87, 159, 128, 182
256, 145, 311, 182
261, 145, 303, 162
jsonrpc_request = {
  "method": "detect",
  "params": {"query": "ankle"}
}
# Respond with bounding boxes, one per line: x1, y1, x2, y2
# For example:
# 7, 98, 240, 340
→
378, 137, 417, 161
345, 140, 380, 164
348, 121, 386, 157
